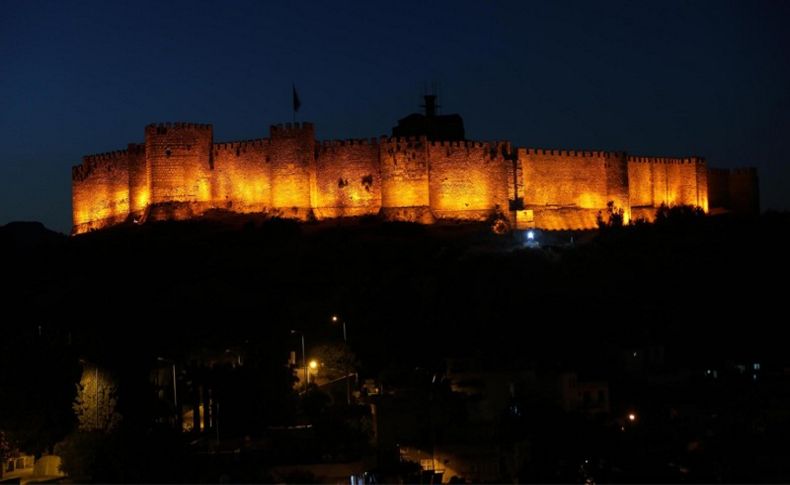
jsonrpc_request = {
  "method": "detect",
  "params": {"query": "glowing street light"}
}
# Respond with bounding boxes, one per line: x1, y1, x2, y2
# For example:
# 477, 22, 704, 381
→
308, 360, 319, 386
331, 314, 351, 405
331, 314, 347, 342
628, 412, 637, 422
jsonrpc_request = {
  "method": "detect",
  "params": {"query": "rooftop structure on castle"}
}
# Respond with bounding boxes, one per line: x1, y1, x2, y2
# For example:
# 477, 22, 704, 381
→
71, 99, 758, 235
392, 94, 465, 141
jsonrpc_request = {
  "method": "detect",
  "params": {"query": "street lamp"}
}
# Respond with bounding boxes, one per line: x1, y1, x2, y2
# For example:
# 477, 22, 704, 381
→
308, 360, 319, 383
331, 314, 351, 405
291, 329, 307, 391
157, 357, 178, 425
331, 314, 347, 343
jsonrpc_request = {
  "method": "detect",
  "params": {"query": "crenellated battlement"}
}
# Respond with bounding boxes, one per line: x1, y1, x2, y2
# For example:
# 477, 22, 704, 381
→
145, 122, 212, 132
128, 143, 145, 154
317, 138, 379, 151
82, 149, 130, 162
72, 149, 130, 181
428, 140, 514, 163
379, 135, 429, 144
627, 155, 705, 164
521, 147, 627, 158
213, 139, 271, 153
269, 122, 314, 138
270, 121, 313, 132
428, 139, 511, 151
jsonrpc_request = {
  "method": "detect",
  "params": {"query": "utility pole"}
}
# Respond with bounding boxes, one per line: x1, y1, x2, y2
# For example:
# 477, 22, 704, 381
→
291, 330, 307, 392
158, 357, 179, 427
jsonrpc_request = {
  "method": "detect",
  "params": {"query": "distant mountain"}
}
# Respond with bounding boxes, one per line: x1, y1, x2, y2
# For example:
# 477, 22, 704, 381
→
0, 221, 67, 248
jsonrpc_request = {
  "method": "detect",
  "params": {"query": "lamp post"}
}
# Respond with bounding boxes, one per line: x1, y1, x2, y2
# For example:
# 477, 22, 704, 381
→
331, 315, 351, 405
331, 314, 347, 343
157, 357, 178, 425
291, 330, 307, 391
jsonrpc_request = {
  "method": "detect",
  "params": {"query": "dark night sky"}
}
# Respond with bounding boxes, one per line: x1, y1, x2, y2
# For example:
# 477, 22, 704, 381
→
1, 0, 788, 233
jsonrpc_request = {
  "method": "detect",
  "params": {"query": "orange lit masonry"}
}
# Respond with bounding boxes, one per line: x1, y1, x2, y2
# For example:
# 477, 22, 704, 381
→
71, 121, 756, 234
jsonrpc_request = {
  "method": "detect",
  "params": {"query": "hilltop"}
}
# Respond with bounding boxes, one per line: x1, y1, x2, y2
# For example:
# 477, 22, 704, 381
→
2, 212, 788, 374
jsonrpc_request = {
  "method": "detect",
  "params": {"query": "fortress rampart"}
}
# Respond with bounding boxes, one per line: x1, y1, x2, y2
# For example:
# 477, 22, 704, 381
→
71, 121, 756, 234
627, 155, 709, 222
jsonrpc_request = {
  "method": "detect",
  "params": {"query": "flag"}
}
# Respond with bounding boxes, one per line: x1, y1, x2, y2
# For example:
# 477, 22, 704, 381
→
292, 84, 301, 112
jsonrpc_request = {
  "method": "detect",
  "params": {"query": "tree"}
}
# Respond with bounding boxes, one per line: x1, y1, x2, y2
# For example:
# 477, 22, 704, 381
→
597, 201, 625, 230
310, 342, 358, 382
55, 426, 186, 483
654, 203, 705, 225
73, 364, 121, 432
53, 431, 105, 481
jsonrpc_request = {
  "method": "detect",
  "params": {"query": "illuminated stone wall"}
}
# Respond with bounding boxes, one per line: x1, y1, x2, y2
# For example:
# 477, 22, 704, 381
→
518, 148, 620, 230
521, 149, 608, 207
145, 123, 213, 205
212, 139, 272, 213
313, 139, 381, 219
72, 150, 131, 233
696, 161, 709, 213
72, 120, 729, 234
127, 143, 149, 218
605, 152, 630, 221
427, 141, 511, 221
627, 156, 708, 221
269, 123, 315, 219
627, 159, 654, 207
379, 137, 432, 222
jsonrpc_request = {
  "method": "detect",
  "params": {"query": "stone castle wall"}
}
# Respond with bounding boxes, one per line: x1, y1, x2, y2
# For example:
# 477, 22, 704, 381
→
515, 148, 630, 230
428, 140, 512, 222
211, 138, 272, 213
145, 123, 213, 204
72, 121, 745, 235
314, 139, 381, 220
269, 123, 314, 218
627, 156, 709, 221
72, 149, 131, 232
127, 143, 148, 217
379, 137, 432, 222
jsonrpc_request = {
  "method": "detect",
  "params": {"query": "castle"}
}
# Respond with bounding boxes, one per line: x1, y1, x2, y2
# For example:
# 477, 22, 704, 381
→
71, 98, 758, 235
